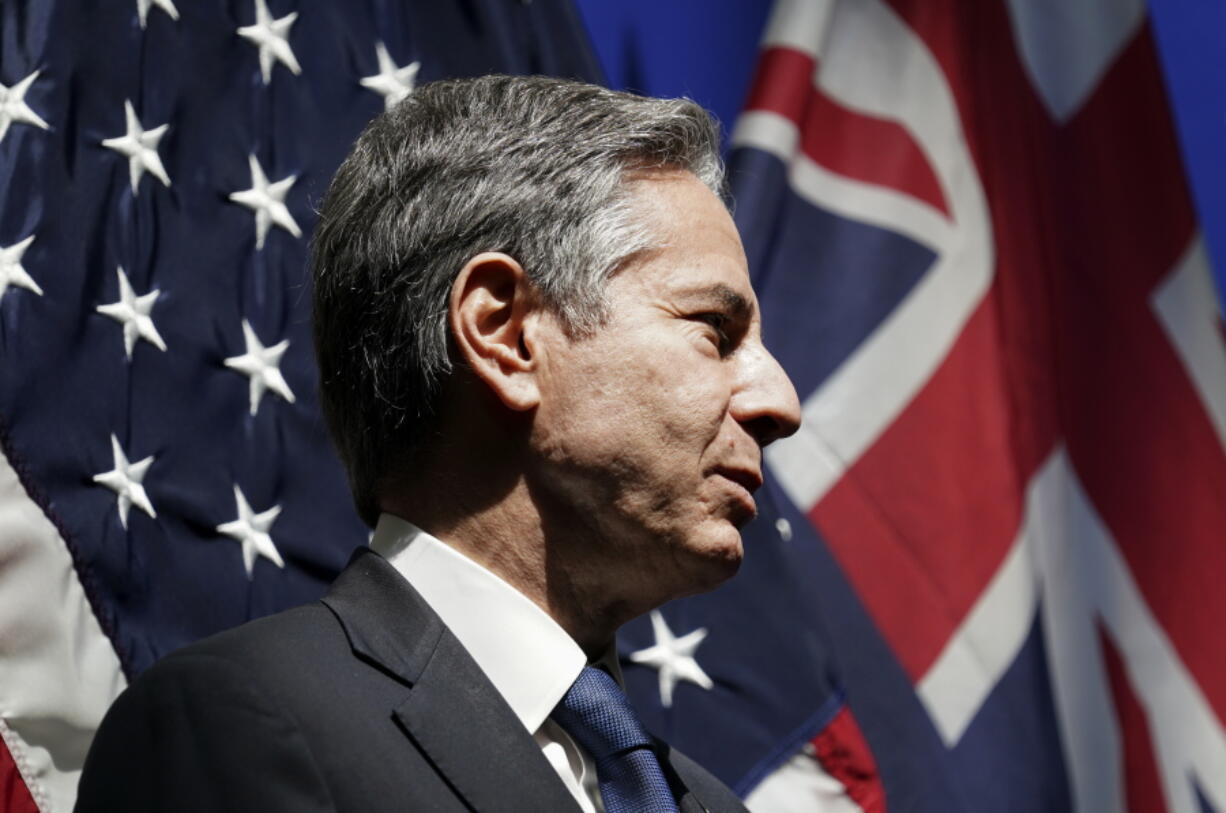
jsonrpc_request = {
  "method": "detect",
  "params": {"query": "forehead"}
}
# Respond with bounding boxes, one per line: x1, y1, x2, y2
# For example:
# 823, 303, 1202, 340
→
611, 172, 753, 307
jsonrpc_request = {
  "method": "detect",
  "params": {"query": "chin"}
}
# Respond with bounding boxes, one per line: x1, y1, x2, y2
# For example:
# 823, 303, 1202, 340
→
675, 526, 744, 595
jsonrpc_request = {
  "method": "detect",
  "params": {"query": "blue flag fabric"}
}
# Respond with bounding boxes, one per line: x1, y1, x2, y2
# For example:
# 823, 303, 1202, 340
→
1148, 0, 1226, 301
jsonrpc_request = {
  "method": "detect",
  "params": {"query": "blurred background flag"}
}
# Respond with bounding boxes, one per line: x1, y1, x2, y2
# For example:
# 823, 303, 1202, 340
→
614, 0, 1226, 811
2, 0, 1225, 811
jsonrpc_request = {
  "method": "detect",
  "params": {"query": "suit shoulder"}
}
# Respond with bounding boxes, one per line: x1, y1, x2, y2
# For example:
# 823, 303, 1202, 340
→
156, 600, 344, 678
95, 601, 347, 735
107, 600, 354, 728
79, 606, 341, 812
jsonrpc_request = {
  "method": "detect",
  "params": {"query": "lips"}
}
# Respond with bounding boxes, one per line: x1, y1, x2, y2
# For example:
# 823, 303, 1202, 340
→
714, 466, 763, 524
716, 466, 763, 495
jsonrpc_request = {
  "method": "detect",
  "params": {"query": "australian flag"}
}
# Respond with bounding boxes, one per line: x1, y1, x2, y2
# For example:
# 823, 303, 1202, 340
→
3, 0, 1226, 812
624, 1, 1226, 812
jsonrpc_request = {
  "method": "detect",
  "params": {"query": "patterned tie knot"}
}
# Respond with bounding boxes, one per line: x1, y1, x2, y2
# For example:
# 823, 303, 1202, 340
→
554, 666, 655, 764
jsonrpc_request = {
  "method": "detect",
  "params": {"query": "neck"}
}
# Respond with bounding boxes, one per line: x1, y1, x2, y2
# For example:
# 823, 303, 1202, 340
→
383, 462, 631, 659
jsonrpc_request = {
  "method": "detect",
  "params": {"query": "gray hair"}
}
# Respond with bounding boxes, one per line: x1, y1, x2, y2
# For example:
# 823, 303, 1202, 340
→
311, 74, 725, 526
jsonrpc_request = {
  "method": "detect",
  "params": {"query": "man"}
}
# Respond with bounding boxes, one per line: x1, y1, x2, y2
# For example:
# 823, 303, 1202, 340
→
76, 75, 800, 812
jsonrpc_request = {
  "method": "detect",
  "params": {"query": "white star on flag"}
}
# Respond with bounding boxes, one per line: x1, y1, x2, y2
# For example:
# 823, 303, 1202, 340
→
229, 154, 301, 250
0, 70, 49, 143
136, 0, 179, 28
96, 266, 167, 360
359, 42, 420, 110
216, 486, 285, 579
92, 435, 157, 529
237, 0, 301, 85
0, 235, 42, 299
101, 99, 171, 194
224, 320, 296, 415
628, 610, 715, 708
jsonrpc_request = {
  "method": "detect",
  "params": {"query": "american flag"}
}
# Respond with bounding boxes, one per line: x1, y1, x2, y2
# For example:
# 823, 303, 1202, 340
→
620, 0, 1226, 811
0, 1, 600, 810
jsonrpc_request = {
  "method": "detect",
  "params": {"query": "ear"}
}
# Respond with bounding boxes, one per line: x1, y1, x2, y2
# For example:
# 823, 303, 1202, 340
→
448, 252, 541, 411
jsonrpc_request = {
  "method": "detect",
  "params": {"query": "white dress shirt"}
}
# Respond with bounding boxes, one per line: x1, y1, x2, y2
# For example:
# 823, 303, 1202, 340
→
370, 513, 609, 813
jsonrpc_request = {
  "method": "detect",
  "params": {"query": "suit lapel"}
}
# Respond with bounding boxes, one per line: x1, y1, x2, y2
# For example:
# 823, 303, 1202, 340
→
664, 746, 750, 813
680, 794, 710, 813
322, 549, 581, 813
322, 548, 445, 681
396, 631, 581, 812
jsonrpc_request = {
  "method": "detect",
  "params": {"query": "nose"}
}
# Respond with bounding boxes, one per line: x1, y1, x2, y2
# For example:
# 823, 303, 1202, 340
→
732, 342, 802, 447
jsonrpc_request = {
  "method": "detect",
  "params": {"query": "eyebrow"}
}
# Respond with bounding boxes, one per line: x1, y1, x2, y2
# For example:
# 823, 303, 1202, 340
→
676, 284, 755, 320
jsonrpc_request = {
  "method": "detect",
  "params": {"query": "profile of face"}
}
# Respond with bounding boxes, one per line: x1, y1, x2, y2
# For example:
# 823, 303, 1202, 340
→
528, 171, 802, 611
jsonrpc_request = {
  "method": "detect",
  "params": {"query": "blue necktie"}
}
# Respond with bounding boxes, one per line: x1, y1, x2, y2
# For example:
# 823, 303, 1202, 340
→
553, 666, 681, 813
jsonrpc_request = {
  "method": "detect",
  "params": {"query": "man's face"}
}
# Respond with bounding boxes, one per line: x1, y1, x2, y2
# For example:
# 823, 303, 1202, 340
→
528, 171, 801, 610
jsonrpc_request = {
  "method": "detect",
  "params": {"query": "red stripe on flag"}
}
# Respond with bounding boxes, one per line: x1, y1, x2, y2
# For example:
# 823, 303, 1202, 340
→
811, 706, 887, 813
812, 302, 1036, 681
0, 738, 39, 813
743, 46, 950, 216
810, 477, 955, 682
743, 47, 815, 125
1100, 625, 1170, 813
798, 89, 950, 218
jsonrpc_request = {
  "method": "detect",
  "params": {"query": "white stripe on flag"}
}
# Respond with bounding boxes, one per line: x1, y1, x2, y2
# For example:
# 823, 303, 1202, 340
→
1151, 235, 1226, 455
916, 453, 1046, 747
1003, 0, 1146, 123
732, 112, 953, 253
760, 0, 836, 59
0, 447, 126, 812
1037, 455, 1226, 813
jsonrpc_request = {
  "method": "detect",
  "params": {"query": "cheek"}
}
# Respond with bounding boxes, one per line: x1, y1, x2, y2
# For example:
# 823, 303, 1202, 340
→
536, 335, 732, 469
534, 358, 641, 466
661, 367, 733, 438
618, 362, 726, 440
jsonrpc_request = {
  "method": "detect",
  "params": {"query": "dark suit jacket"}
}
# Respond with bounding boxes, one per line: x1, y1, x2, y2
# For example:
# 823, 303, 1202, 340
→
75, 548, 748, 812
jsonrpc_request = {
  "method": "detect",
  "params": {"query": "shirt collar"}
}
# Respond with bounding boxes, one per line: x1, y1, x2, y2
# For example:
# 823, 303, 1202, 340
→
370, 513, 620, 733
